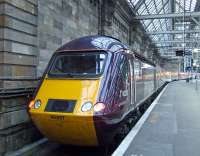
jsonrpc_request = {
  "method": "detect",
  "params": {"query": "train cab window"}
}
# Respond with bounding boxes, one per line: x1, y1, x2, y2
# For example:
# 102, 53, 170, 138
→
48, 52, 107, 78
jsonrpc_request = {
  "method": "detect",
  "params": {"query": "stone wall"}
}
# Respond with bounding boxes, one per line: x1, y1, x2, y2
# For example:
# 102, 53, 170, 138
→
0, 0, 160, 155
0, 0, 41, 155
37, 0, 99, 76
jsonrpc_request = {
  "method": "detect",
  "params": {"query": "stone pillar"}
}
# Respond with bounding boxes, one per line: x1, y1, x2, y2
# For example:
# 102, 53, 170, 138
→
0, 0, 38, 88
100, 0, 117, 35
0, 0, 41, 155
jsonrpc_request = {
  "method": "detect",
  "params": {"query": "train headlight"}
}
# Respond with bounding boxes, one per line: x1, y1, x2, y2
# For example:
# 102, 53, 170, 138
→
29, 100, 35, 109
94, 102, 105, 112
34, 100, 41, 109
81, 102, 93, 112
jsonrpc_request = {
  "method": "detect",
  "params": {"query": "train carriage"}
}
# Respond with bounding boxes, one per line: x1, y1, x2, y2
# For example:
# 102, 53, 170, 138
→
29, 35, 167, 146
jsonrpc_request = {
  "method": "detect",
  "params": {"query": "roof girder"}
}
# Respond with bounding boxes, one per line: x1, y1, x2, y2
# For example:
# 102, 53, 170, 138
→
135, 11, 200, 20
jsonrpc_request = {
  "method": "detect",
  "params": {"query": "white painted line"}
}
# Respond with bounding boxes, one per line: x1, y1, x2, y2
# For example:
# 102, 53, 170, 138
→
5, 138, 48, 156
112, 85, 168, 156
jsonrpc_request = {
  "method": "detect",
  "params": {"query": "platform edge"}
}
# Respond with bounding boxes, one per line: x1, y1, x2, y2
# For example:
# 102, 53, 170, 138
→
112, 84, 168, 156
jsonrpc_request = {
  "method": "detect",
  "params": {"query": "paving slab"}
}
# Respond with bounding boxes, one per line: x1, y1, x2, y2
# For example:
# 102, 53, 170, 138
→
114, 80, 200, 156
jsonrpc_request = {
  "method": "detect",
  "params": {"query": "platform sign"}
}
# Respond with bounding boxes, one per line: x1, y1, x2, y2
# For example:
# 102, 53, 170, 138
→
184, 50, 192, 56
185, 66, 191, 72
176, 50, 184, 57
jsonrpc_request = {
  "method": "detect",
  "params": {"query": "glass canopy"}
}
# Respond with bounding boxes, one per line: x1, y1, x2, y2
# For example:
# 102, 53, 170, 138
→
127, 0, 199, 58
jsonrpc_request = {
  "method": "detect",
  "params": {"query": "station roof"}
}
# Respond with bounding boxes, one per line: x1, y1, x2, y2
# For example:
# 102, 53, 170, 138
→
127, 0, 200, 59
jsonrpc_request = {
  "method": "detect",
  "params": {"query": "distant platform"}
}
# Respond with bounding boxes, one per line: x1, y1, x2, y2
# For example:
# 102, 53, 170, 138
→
113, 80, 200, 156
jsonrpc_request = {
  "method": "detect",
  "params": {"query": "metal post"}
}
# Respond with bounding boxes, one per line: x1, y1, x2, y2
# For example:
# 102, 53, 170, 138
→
178, 58, 180, 80
195, 70, 198, 90
195, 76, 198, 90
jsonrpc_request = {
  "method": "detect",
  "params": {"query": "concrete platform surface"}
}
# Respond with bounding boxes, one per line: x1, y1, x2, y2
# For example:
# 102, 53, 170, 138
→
115, 80, 200, 156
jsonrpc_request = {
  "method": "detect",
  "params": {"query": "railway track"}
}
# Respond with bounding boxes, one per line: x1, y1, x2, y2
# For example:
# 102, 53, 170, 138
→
33, 141, 115, 156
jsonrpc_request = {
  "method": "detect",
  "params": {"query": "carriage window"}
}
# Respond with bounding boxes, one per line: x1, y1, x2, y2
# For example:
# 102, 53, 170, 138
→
48, 52, 107, 78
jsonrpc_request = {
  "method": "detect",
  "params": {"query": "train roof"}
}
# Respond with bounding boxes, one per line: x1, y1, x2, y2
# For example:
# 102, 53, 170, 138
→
56, 35, 128, 53
56, 35, 155, 66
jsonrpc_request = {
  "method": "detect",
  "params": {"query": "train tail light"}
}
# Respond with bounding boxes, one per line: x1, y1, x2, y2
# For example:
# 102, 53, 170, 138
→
29, 100, 35, 109
94, 102, 105, 112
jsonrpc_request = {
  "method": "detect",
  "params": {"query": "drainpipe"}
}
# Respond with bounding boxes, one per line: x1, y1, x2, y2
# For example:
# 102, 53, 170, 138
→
98, 0, 104, 35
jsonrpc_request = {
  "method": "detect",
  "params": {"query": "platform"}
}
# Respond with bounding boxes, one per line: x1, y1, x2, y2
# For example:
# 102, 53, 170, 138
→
113, 80, 200, 156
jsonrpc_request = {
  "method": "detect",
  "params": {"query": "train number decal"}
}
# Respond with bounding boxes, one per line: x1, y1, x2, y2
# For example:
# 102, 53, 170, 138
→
50, 115, 65, 121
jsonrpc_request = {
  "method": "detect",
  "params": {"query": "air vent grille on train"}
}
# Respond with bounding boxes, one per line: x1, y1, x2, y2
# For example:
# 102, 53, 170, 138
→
45, 99, 76, 113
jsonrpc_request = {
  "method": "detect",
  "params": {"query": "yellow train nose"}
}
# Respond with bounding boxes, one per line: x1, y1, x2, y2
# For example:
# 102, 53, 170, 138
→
29, 78, 102, 146
30, 112, 98, 146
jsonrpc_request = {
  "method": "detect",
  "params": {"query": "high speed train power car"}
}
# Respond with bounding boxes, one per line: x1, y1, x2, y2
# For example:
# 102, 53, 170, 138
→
29, 35, 172, 146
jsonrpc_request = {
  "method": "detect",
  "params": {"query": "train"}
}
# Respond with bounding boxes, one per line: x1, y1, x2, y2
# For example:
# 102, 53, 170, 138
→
29, 35, 184, 146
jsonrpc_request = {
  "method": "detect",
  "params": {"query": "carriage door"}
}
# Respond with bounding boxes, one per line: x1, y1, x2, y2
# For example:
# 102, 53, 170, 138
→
120, 57, 131, 108
128, 58, 135, 106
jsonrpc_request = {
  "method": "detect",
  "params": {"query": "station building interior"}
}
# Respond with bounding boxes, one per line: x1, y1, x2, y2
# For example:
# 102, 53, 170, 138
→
0, 0, 200, 156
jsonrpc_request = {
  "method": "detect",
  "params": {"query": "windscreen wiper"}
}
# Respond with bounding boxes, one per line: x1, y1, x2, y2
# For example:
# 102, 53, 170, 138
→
64, 73, 74, 78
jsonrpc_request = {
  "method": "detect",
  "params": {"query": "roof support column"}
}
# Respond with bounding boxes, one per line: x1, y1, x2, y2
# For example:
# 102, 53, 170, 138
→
169, 0, 174, 46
